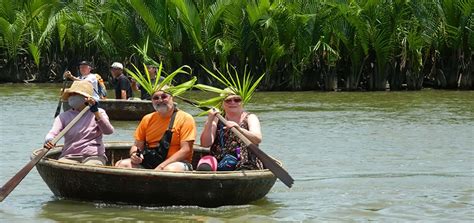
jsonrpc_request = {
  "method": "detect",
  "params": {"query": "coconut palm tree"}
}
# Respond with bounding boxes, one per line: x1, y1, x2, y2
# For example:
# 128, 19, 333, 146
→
432, 0, 473, 89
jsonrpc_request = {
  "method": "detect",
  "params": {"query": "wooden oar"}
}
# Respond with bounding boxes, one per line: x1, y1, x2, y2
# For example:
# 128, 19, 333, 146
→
175, 95, 294, 188
0, 105, 90, 202
54, 77, 68, 117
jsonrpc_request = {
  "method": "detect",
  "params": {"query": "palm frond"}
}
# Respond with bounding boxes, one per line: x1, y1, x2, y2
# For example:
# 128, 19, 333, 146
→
194, 83, 227, 94
196, 63, 265, 110
125, 62, 194, 97
27, 42, 40, 66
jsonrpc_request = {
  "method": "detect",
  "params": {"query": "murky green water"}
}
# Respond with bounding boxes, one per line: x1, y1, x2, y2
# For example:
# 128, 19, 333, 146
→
0, 83, 473, 222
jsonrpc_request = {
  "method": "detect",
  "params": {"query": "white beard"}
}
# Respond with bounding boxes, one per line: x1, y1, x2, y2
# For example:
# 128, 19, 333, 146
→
153, 103, 169, 114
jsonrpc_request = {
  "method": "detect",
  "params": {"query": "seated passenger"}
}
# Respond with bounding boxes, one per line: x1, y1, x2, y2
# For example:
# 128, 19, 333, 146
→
198, 89, 263, 171
115, 89, 196, 171
44, 81, 114, 165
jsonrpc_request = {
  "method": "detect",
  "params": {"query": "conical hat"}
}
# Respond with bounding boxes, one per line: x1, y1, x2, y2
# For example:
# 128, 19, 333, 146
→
62, 81, 93, 100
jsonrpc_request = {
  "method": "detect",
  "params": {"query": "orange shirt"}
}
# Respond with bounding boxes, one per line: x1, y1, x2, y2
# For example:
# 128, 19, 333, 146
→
135, 110, 196, 162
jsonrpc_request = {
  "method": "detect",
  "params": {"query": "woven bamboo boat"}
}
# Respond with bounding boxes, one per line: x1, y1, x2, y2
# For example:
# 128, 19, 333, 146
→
33, 142, 277, 207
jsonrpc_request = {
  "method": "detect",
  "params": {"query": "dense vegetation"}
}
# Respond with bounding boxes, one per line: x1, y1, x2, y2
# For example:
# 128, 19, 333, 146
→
0, 0, 472, 90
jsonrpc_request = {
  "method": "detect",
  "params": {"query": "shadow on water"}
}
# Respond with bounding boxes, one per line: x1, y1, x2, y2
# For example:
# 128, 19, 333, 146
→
39, 197, 284, 222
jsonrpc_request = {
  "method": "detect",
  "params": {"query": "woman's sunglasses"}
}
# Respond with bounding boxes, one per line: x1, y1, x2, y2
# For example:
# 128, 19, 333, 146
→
152, 94, 170, 101
224, 97, 242, 103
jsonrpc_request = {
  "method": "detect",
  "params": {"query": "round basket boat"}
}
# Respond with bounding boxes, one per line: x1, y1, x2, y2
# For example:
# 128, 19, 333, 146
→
63, 99, 154, 121
98, 99, 154, 121
33, 142, 278, 207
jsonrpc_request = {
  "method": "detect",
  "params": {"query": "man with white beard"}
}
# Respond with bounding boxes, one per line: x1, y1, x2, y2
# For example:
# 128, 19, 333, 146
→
115, 89, 196, 171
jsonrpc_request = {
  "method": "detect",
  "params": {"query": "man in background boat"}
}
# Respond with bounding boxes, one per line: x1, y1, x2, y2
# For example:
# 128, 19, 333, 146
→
63, 61, 100, 101
44, 81, 114, 165
115, 88, 196, 171
109, 62, 133, 99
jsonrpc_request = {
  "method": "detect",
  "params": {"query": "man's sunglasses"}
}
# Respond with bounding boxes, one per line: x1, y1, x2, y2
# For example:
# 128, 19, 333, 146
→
152, 94, 170, 101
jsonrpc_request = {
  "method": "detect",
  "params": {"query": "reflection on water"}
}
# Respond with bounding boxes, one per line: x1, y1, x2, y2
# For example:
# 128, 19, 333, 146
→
40, 198, 282, 222
0, 84, 473, 222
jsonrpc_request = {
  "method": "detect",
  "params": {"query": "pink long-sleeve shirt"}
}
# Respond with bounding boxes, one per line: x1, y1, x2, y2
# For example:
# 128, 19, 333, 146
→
45, 108, 114, 159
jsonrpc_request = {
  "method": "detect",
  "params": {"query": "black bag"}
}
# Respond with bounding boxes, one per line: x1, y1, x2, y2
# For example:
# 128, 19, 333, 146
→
141, 108, 177, 169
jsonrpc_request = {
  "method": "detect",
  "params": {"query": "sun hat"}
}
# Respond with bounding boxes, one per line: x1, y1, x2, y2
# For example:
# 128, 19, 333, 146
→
111, 62, 124, 70
62, 81, 93, 100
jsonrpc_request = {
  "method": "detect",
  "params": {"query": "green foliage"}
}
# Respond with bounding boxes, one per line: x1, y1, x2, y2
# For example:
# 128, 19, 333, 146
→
28, 42, 40, 66
194, 63, 265, 110
0, 0, 471, 90
0, 12, 28, 61
125, 62, 195, 97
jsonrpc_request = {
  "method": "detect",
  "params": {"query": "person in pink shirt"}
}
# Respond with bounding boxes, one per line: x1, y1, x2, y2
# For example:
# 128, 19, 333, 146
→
44, 81, 114, 165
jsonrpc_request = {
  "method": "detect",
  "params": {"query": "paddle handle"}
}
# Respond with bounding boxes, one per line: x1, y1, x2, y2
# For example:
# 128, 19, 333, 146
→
54, 78, 68, 118
215, 115, 251, 145
175, 96, 294, 188
214, 114, 294, 188
0, 106, 89, 202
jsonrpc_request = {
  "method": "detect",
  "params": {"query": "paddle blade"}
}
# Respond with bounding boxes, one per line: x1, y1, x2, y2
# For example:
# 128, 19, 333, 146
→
54, 101, 62, 117
0, 148, 49, 202
1, 106, 89, 202
54, 80, 68, 118
247, 144, 294, 188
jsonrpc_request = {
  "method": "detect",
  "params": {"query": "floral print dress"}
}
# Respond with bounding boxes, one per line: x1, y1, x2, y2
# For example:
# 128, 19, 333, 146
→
210, 113, 264, 170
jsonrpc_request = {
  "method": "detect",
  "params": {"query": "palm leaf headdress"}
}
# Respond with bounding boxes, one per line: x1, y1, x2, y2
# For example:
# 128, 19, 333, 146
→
194, 64, 265, 111
129, 36, 196, 96
125, 62, 196, 97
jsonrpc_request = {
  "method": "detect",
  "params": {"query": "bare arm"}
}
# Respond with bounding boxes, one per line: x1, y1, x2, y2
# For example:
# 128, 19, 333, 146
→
233, 114, 262, 144
131, 80, 139, 91
64, 71, 80, 81
200, 111, 218, 147
120, 89, 127, 99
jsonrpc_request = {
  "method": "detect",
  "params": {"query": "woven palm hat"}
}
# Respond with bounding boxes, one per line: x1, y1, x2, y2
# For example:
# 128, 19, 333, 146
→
62, 80, 93, 100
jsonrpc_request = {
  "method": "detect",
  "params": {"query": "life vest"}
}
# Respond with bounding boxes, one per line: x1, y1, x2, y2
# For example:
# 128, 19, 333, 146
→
95, 73, 107, 99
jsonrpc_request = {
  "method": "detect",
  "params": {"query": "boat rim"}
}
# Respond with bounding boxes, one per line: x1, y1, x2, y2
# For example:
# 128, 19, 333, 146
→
33, 148, 277, 179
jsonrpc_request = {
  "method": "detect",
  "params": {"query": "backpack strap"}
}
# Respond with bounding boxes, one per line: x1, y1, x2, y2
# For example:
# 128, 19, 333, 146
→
144, 106, 178, 149
156, 106, 178, 154
167, 106, 178, 130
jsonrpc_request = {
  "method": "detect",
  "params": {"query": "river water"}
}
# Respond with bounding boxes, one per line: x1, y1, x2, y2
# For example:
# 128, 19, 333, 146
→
0, 83, 472, 222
